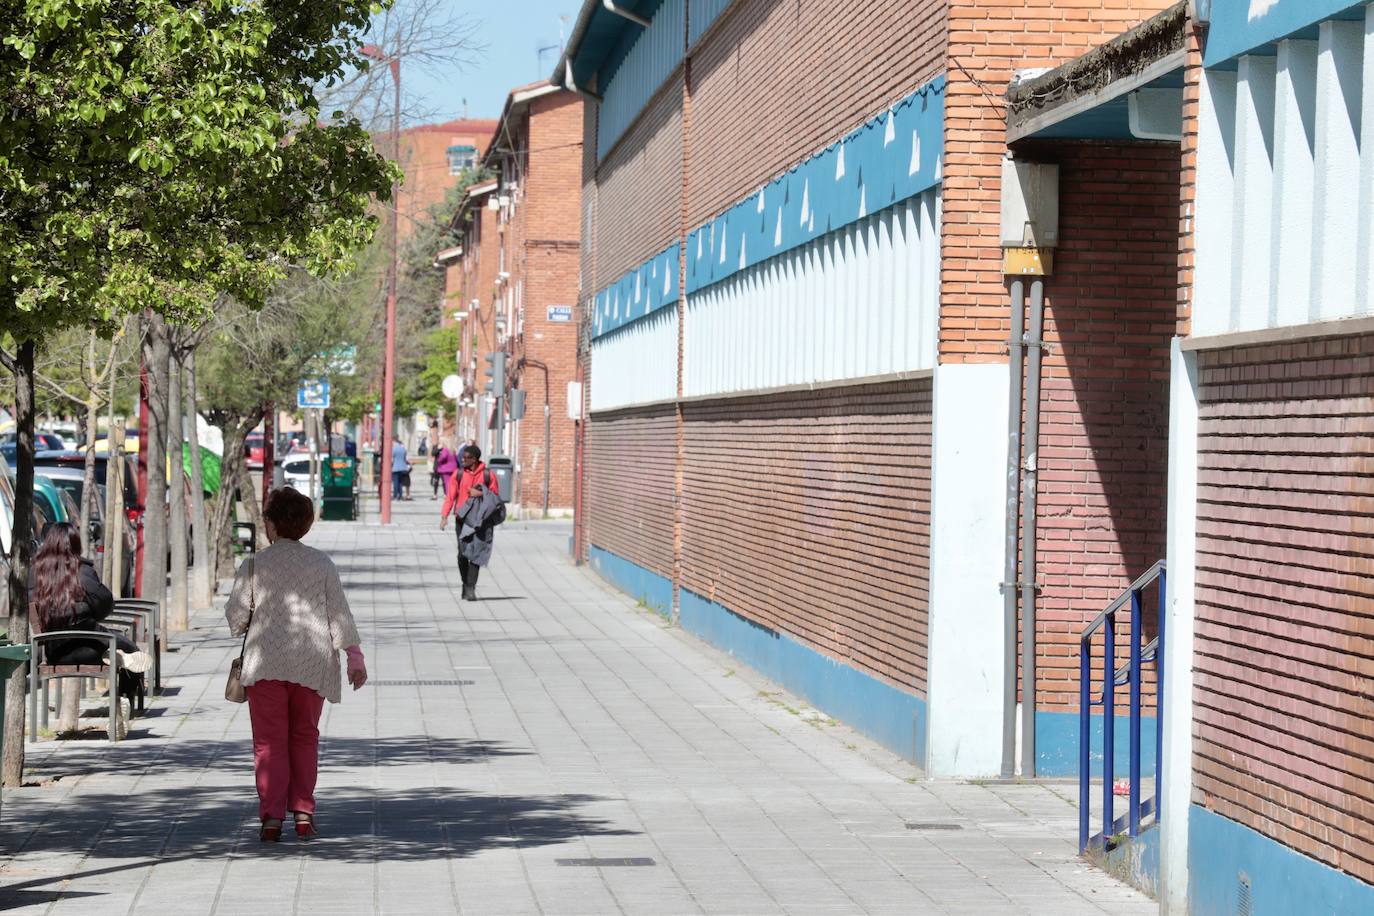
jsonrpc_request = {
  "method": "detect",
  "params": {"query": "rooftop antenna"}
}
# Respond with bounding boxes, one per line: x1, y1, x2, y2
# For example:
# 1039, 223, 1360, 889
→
462, 97, 468, 120
537, 42, 560, 75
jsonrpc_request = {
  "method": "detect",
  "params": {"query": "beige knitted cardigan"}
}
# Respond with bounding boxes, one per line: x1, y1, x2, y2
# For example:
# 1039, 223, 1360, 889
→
224, 539, 361, 703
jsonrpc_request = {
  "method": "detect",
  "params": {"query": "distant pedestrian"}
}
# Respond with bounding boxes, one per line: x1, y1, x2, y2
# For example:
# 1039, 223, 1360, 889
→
439, 445, 503, 600
390, 437, 411, 500
431, 439, 460, 499
225, 487, 367, 843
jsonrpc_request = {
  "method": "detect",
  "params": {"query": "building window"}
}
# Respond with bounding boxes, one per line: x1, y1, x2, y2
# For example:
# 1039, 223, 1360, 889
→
447, 144, 477, 175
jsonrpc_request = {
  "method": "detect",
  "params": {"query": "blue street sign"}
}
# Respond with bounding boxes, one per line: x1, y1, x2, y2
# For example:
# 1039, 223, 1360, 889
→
297, 377, 331, 410
547, 305, 573, 323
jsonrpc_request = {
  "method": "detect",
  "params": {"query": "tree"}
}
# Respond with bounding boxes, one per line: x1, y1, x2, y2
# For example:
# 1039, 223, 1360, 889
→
0, 0, 396, 785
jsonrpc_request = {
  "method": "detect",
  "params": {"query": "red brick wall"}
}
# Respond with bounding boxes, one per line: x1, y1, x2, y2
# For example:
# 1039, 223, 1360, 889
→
586, 406, 677, 580
1022, 142, 1179, 713
686, 0, 947, 228
1192, 333, 1374, 886
593, 73, 684, 290
391, 119, 498, 245
681, 380, 934, 694
941, 0, 1177, 363
505, 92, 583, 511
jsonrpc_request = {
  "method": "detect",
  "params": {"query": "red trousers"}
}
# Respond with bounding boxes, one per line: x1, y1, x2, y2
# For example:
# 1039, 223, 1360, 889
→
246, 680, 325, 821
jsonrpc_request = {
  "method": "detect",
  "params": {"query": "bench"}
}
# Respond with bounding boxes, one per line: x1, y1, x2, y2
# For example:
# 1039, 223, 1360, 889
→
28, 630, 127, 742
113, 598, 161, 694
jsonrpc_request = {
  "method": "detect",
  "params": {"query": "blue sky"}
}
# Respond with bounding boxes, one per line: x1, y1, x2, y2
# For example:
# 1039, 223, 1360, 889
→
410, 1, 583, 121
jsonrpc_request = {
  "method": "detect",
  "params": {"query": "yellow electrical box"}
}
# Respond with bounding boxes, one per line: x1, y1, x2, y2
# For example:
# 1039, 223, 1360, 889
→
1003, 245, 1053, 276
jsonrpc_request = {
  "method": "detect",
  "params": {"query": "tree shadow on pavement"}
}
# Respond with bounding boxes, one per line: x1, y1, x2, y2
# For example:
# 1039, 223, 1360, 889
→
20, 735, 531, 781
0, 785, 635, 909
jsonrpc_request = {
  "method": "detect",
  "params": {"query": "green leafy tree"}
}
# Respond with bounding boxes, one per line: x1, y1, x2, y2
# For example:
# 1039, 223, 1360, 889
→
0, 0, 396, 783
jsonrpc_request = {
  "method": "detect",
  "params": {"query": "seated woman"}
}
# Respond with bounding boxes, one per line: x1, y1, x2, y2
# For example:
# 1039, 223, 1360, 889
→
30, 523, 151, 730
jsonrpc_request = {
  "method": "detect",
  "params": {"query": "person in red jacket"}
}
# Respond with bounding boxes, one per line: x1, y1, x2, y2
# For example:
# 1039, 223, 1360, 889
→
439, 445, 499, 599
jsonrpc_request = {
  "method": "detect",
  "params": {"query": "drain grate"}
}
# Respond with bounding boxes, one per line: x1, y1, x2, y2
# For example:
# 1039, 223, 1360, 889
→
905, 822, 963, 831
370, 679, 475, 687
556, 858, 656, 867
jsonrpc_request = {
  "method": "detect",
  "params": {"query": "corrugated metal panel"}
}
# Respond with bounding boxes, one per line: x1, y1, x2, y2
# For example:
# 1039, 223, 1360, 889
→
592, 243, 680, 338
597, 0, 685, 160
688, 0, 732, 46
589, 306, 679, 412
1194, 9, 1374, 335
683, 190, 939, 398
685, 75, 944, 295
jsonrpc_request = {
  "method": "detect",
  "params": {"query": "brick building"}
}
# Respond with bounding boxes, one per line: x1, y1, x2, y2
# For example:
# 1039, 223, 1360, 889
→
387, 118, 498, 244
557, 0, 1374, 913
437, 83, 583, 515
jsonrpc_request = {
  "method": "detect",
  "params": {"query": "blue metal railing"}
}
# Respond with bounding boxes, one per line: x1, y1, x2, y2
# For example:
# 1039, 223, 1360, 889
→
1079, 560, 1166, 853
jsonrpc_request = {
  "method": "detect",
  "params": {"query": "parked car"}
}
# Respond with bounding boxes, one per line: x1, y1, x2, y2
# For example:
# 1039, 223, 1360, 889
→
0, 432, 65, 464
244, 432, 266, 469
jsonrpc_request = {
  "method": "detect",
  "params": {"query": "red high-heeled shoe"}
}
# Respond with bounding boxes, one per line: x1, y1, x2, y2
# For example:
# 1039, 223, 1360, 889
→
294, 813, 317, 840
260, 819, 282, 842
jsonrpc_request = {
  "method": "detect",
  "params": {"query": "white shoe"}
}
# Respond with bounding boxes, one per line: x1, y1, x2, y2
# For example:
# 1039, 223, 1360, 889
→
115, 650, 153, 673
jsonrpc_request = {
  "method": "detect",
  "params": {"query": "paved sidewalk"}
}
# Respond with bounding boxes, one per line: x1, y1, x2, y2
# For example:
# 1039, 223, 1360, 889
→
0, 499, 1152, 914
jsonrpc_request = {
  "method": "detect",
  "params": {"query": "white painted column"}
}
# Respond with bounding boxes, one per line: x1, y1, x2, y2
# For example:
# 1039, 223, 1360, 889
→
1231, 55, 1276, 332
1160, 338, 1200, 916
926, 362, 1011, 777
1270, 40, 1318, 329
1310, 19, 1364, 322
1193, 70, 1238, 337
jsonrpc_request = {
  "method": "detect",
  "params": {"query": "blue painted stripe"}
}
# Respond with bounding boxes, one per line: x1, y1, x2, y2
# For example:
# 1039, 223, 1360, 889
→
590, 243, 681, 340
1204, 0, 1368, 67
1035, 709, 1158, 778
685, 75, 945, 295
588, 545, 673, 618
679, 589, 927, 763
1188, 804, 1374, 916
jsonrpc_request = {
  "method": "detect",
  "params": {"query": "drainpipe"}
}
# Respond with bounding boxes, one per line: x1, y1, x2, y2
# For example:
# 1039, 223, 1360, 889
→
1019, 278, 1046, 777
602, 0, 651, 28
1001, 279, 1026, 779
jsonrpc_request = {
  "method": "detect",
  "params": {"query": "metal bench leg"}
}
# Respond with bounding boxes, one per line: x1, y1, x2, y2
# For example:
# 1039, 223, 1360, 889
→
108, 668, 118, 743
28, 661, 38, 744
40, 679, 49, 731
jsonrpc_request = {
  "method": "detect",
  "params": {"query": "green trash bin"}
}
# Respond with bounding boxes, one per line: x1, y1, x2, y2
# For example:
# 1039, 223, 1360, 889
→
0, 642, 32, 815
320, 456, 358, 521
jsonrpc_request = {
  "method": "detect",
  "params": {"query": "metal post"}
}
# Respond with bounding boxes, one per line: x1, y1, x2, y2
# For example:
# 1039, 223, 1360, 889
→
1019, 278, 1046, 777
262, 404, 275, 508
1103, 611, 1116, 843
378, 53, 401, 525
543, 402, 551, 518
1079, 633, 1091, 852
1129, 588, 1143, 836
1002, 278, 1025, 778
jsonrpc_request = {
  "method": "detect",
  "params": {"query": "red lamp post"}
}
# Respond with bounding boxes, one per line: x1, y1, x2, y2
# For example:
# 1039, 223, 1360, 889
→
361, 43, 400, 524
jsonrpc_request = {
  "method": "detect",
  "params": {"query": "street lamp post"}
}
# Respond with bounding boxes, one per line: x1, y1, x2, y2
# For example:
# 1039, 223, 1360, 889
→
363, 43, 400, 525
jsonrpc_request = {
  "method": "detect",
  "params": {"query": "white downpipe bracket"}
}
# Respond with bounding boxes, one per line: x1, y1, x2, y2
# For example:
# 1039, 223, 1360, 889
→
602, 0, 650, 28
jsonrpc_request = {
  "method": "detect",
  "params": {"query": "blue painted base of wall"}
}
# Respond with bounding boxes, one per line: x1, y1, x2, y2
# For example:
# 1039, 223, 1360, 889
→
679, 589, 927, 763
1189, 805, 1374, 916
588, 546, 672, 618
1036, 709, 1158, 778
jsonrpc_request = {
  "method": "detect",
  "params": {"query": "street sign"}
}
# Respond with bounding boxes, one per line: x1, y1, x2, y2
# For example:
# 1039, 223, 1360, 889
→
547, 305, 573, 323
442, 374, 463, 399
297, 377, 330, 410
325, 345, 357, 376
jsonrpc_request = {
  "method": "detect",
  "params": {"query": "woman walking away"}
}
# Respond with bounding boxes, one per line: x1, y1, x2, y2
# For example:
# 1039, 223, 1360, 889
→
439, 445, 501, 600
225, 486, 368, 843
431, 439, 460, 500
30, 523, 152, 738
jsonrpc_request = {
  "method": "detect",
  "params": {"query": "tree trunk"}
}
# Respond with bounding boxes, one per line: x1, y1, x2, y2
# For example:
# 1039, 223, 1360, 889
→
4, 340, 36, 787
212, 418, 251, 580
81, 397, 99, 561
237, 450, 266, 552
167, 355, 188, 631
139, 314, 170, 608
185, 352, 212, 610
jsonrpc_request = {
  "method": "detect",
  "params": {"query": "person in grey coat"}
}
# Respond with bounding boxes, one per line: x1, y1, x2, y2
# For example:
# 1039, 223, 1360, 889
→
455, 480, 504, 599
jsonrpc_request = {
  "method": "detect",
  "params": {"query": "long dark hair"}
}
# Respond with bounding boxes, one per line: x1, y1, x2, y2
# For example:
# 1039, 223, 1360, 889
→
31, 523, 85, 633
